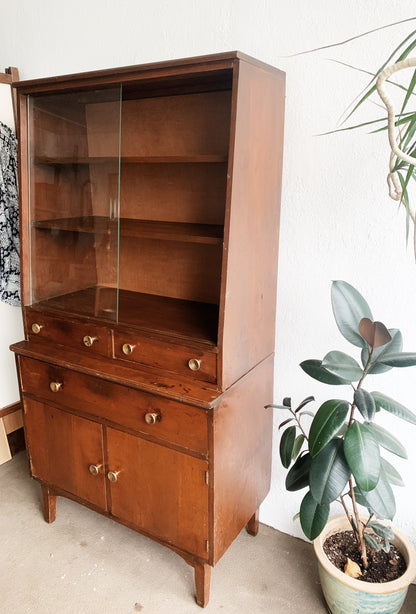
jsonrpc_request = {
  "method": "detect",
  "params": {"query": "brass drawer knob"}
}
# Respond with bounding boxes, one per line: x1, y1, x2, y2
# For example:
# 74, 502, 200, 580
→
107, 471, 119, 483
49, 381, 63, 393
188, 358, 201, 371
31, 322, 43, 334
144, 412, 159, 425
83, 335, 98, 347
122, 343, 135, 356
89, 464, 101, 476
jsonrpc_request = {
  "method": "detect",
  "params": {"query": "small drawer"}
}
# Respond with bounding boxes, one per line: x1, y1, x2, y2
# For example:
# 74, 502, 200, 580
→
19, 357, 208, 455
114, 332, 217, 383
25, 311, 111, 358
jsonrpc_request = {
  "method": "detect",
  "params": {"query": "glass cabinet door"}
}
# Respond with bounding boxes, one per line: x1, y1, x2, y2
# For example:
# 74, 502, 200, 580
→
27, 87, 122, 321
115, 86, 230, 344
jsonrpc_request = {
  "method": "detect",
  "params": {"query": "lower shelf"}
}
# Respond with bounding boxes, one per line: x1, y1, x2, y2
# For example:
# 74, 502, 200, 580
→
30, 286, 219, 345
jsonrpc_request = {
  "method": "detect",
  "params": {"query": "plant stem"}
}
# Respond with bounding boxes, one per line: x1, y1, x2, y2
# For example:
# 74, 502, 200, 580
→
291, 410, 309, 441
339, 494, 353, 525
348, 344, 374, 426
346, 346, 374, 568
349, 477, 369, 569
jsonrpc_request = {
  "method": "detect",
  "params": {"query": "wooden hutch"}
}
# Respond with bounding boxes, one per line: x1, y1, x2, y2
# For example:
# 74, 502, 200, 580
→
11, 52, 285, 606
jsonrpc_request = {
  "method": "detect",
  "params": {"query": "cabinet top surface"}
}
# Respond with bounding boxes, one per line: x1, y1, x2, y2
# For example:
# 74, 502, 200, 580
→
14, 51, 284, 93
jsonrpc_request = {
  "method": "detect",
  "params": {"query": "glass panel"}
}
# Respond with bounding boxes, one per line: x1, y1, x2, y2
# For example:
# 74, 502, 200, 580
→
117, 87, 231, 343
27, 87, 122, 321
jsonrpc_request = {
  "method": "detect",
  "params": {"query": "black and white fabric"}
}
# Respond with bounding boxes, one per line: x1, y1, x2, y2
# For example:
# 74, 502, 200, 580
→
0, 120, 20, 306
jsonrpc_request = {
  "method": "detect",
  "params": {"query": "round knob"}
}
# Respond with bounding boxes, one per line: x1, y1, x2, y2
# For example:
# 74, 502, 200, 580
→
188, 358, 201, 371
89, 464, 101, 476
144, 412, 159, 425
122, 343, 135, 356
107, 471, 119, 483
83, 335, 98, 347
49, 381, 63, 393
31, 322, 43, 334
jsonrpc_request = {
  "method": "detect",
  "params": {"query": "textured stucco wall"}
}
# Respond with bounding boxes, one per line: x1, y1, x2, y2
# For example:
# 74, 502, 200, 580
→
1, 0, 416, 545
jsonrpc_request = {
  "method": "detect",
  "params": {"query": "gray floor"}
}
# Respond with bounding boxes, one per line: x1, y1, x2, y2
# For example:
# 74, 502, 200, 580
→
1, 453, 415, 614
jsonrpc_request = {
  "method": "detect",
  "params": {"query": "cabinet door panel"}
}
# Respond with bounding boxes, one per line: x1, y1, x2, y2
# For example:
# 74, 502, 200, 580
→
107, 428, 209, 558
24, 398, 107, 509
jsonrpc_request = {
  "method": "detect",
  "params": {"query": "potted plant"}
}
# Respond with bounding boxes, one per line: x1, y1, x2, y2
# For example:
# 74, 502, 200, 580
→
268, 280, 416, 614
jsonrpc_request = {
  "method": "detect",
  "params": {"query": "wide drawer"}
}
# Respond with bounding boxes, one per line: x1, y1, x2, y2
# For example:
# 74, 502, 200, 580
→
25, 311, 111, 358
113, 331, 217, 383
18, 356, 208, 455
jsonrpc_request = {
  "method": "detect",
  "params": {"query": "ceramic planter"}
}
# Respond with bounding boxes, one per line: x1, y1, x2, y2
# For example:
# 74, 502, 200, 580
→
313, 515, 416, 614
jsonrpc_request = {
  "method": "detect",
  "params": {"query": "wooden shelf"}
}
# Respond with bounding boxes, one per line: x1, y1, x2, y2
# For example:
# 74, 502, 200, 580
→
31, 287, 219, 345
34, 154, 228, 165
33, 216, 224, 245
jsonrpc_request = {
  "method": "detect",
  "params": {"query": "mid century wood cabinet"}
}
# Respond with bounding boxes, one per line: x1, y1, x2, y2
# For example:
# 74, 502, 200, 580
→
11, 52, 285, 607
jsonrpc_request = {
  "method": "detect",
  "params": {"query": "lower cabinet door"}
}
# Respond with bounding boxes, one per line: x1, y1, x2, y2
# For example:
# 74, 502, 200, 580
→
24, 398, 107, 510
106, 427, 209, 558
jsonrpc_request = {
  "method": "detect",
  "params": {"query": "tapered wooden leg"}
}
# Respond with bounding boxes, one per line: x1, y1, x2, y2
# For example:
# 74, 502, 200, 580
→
41, 484, 57, 523
194, 562, 211, 608
246, 508, 259, 536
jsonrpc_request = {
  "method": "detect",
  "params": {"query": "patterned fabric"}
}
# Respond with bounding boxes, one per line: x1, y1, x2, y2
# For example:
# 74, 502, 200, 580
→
0, 121, 20, 305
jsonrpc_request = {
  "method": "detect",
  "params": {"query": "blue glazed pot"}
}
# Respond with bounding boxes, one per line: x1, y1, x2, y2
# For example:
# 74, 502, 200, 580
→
313, 516, 416, 614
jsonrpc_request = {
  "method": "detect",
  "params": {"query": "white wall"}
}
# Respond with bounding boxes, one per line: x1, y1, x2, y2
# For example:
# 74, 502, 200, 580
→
1, 0, 416, 545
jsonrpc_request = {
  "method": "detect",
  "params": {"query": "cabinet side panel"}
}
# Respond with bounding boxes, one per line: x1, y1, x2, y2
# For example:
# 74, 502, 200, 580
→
219, 61, 285, 389
212, 356, 273, 564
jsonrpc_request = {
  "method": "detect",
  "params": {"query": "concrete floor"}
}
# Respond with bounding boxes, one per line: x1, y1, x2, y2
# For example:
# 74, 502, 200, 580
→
1, 452, 415, 614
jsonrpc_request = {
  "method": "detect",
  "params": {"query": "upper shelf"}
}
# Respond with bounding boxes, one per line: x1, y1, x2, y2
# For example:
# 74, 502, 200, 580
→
33, 154, 228, 165
33, 216, 224, 245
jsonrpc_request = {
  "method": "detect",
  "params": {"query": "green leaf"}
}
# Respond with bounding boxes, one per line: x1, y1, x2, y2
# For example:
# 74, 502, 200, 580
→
353, 487, 372, 512
292, 434, 305, 460
356, 468, 396, 520
331, 281, 373, 348
285, 453, 313, 491
361, 329, 402, 374
336, 422, 348, 437
309, 438, 350, 505
280, 426, 296, 468
309, 400, 350, 456
381, 457, 405, 487
299, 491, 330, 541
401, 68, 416, 114
364, 533, 381, 551
371, 392, 416, 425
382, 538, 392, 554
354, 389, 376, 421
299, 410, 315, 419
278, 417, 295, 430
300, 360, 351, 385
295, 396, 315, 413
380, 352, 416, 367
343, 25, 416, 123
365, 533, 389, 553
367, 520, 394, 542
344, 422, 380, 492
265, 404, 288, 410
365, 422, 407, 458
321, 351, 364, 382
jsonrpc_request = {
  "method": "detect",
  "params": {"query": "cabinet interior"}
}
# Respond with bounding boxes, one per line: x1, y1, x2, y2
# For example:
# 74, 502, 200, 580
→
28, 78, 233, 346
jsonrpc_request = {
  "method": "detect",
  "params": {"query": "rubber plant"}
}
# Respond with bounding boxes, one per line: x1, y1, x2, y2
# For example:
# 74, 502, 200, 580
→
268, 280, 416, 571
